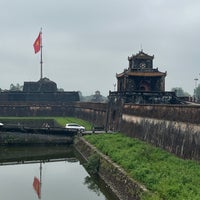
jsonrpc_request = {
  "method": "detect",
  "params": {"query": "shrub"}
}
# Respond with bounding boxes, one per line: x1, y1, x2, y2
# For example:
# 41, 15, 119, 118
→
84, 153, 100, 175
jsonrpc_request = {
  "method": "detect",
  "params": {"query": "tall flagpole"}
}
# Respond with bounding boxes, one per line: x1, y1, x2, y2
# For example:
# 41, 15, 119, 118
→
39, 162, 42, 199
40, 28, 43, 80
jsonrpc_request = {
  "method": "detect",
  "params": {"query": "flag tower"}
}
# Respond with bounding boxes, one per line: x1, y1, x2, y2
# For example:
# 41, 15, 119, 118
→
33, 28, 43, 80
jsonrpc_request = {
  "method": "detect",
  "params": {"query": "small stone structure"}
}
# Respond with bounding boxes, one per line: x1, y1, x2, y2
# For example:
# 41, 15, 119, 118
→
0, 77, 79, 102
23, 77, 57, 93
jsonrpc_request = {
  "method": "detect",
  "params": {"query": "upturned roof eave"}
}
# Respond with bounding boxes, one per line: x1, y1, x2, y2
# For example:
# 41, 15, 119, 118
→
116, 71, 166, 78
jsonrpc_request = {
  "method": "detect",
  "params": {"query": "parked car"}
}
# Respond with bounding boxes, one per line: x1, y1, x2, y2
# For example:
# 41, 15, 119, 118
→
65, 123, 85, 132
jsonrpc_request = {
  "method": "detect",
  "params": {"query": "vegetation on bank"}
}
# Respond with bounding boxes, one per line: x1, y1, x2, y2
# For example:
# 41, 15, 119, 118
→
84, 133, 200, 200
0, 117, 92, 130
53, 117, 92, 130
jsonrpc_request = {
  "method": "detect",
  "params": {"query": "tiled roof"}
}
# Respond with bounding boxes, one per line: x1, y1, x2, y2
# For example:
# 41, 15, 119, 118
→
117, 71, 166, 78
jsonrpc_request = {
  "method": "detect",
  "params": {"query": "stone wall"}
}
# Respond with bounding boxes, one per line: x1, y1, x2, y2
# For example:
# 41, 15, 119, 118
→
0, 132, 73, 145
0, 91, 79, 102
0, 102, 107, 122
0, 101, 200, 160
123, 104, 200, 124
73, 102, 107, 126
0, 118, 57, 128
0, 102, 76, 117
75, 137, 147, 200
119, 104, 200, 160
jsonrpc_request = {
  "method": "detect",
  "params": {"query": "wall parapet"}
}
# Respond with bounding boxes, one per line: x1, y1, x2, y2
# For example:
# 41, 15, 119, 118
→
123, 104, 200, 124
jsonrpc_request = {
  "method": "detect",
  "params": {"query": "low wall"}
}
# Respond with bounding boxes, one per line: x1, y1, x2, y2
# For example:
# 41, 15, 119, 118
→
75, 137, 147, 200
0, 118, 57, 128
0, 132, 73, 145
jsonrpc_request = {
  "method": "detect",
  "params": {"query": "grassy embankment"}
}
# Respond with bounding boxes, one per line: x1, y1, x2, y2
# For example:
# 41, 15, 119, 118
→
84, 133, 200, 200
53, 116, 92, 130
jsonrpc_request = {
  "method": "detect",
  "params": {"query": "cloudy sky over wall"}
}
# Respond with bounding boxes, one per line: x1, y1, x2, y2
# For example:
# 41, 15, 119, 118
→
0, 0, 200, 96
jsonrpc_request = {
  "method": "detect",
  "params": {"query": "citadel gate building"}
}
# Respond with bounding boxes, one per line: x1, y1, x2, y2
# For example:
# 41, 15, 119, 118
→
117, 50, 166, 92
109, 50, 178, 104
106, 50, 180, 130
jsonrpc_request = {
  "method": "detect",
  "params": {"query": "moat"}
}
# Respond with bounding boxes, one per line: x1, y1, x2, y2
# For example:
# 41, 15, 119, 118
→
0, 145, 118, 200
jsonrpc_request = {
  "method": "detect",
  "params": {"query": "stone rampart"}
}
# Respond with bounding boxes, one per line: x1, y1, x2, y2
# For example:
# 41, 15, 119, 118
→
73, 102, 107, 126
0, 91, 79, 102
0, 102, 107, 122
0, 101, 200, 160
119, 104, 200, 160
0, 102, 76, 117
123, 104, 200, 124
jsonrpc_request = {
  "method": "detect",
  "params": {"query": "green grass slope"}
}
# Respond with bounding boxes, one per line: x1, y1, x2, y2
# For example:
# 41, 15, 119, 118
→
84, 133, 200, 200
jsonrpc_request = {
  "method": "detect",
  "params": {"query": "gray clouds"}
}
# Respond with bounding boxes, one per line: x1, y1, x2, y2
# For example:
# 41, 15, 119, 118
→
0, 0, 200, 95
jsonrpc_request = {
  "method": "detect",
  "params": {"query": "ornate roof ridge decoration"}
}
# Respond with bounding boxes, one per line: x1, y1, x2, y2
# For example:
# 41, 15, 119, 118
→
128, 50, 154, 60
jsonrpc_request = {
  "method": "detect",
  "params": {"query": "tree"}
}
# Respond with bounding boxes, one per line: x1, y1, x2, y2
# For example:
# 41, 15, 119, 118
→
171, 87, 190, 97
194, 84, 200, 101
10, 83, 23, 91
79, 91, 108, 102
91, 91, 108, 102
57, 88, 64, 92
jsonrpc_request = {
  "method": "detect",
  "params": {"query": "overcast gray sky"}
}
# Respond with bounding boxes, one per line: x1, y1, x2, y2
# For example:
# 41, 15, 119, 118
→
0, 0, 200, 96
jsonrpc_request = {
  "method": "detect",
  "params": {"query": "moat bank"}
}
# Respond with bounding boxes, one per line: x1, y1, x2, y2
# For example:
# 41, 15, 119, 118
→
0, 132, 73, 145
0, 118, 78, 145
74, 136, 146, 200
76, 134, 200, 200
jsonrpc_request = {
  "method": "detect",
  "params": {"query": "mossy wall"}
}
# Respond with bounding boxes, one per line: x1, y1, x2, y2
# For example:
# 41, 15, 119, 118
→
75, 137, 146, 200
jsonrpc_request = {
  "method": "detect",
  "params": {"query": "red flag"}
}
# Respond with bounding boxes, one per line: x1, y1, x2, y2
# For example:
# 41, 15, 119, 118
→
33, 32, 41, 54
33, 176, 41, 199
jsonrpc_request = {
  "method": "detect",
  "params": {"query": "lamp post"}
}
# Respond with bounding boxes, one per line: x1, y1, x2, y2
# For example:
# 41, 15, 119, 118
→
194, 78, 198, 88
194, 78, 198, 102
113, 83, 116, 91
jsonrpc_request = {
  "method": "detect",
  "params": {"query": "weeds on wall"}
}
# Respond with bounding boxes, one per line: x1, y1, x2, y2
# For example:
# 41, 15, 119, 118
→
84, 153, 100, 175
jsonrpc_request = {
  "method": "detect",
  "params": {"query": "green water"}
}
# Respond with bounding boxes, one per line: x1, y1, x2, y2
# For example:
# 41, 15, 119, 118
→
0, 146, 118, 200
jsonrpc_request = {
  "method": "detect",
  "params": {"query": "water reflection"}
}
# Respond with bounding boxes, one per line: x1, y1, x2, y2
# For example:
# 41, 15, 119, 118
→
84, 176, 101, 196
33, 175, 41, 199
0, 145, 75, 164
0, 146, 118, 200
